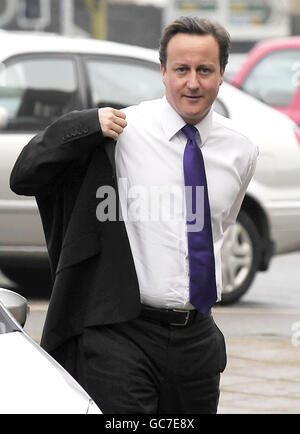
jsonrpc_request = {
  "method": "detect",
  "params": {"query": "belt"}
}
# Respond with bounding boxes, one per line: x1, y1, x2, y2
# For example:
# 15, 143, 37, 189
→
140, 304, 211, 327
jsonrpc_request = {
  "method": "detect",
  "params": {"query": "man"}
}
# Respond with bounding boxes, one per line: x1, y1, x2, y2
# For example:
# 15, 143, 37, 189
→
10, 17, 258, 414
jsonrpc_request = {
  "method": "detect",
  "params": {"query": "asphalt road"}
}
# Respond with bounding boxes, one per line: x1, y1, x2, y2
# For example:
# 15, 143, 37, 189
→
1, 251, 300, 342
215, 250, 300, 340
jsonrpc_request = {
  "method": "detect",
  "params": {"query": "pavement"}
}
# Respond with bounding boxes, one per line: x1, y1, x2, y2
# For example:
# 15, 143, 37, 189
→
218, 335, 300, 414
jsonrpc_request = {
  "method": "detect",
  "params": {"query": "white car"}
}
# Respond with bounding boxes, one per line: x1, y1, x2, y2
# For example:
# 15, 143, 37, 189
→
0, 31, 300, 304
0, 287, 102, 414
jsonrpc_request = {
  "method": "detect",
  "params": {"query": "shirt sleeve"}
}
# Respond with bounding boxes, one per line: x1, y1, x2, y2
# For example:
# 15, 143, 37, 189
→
223, 143, 259, 230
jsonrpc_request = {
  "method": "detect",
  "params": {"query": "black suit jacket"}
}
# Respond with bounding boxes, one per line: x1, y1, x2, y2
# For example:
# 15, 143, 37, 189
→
10, 109, 141, 355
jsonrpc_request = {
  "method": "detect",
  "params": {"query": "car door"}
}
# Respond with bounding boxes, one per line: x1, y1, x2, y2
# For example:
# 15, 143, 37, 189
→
0, 53, 83, 263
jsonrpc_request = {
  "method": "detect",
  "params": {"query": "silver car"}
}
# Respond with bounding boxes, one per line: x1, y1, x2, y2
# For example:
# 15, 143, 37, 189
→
0, 31, 300, 304
0, 288, 102, 414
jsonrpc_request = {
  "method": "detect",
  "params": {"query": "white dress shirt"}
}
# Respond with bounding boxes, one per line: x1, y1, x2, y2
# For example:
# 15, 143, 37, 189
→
115, 97, 258, 310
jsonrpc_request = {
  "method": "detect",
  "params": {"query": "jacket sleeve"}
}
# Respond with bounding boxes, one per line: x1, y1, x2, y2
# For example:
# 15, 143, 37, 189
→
10, 108, 104, 196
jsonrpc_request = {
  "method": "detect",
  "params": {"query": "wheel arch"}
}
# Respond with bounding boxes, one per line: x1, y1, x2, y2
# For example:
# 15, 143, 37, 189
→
240, 194, 274, 271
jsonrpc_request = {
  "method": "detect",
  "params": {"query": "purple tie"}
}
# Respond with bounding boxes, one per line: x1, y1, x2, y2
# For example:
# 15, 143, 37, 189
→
182, 124, 217, 314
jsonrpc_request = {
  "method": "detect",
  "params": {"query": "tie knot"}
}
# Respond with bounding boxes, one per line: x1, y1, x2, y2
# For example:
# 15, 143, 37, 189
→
182, 124, 198, 141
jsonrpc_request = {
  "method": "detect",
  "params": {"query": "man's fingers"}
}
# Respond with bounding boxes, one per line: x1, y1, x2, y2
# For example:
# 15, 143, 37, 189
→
111, 108, 126, 120
111, 121, 125, 134
106, 116, 127, 139
113, 115, 127, 129
107, 123, 125, 140
98, 107, 127, 139
106, 129, 120, 140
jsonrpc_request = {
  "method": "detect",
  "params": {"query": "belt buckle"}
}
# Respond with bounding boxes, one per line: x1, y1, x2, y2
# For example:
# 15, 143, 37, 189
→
170, 309, 190, 326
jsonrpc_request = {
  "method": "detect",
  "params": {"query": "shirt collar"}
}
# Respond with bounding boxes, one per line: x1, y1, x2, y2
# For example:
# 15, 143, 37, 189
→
161, 96, 213, 146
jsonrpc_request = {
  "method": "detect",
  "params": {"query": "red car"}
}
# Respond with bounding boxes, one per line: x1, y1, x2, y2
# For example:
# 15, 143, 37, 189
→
230, 36, 300, 125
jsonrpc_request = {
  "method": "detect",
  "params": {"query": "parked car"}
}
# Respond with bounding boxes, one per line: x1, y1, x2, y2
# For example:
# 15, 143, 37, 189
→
230, 36, 300, 125
0, 287, 102, 414
0, 31, 300, 304
223, 52, 247, 82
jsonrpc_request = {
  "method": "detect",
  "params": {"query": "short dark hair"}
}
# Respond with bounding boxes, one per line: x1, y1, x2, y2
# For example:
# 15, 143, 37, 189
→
159, 16, 231, 72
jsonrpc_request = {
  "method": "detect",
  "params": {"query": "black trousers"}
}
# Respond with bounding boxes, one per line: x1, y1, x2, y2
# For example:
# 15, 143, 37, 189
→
56, 309, 227, 414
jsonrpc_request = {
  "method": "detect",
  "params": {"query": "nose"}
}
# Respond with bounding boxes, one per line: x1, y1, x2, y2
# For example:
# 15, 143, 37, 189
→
186, 71, 199, 90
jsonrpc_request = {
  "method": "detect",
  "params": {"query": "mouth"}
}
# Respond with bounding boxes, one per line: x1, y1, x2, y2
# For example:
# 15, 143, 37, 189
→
183, 95, 203, 101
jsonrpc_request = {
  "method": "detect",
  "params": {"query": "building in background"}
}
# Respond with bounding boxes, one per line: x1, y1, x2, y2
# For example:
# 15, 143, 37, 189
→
0, 0, 162, 48
0, 0, 298, 52
164, 0, 291, 51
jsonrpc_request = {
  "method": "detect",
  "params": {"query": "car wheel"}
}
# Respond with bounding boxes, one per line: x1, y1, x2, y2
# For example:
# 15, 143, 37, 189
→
219, 210, 261, 305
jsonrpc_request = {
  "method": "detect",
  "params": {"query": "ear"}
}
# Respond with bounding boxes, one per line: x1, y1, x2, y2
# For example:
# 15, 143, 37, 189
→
219, 68, 225, 86
160, 63, 167, 86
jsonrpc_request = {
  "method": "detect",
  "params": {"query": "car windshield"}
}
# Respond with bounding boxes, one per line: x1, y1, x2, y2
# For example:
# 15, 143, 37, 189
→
0, 305, 19, 334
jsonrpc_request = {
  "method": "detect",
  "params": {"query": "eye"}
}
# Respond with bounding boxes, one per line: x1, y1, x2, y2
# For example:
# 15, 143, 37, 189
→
175, 66, 188, 74
199, 67, 212, 75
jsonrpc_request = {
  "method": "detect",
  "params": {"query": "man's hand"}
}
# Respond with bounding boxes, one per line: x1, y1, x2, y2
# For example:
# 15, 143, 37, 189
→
98, 107, 127, 140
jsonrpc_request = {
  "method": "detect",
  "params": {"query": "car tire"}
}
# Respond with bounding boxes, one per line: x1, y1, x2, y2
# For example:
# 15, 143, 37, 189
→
219, 209, 261, 305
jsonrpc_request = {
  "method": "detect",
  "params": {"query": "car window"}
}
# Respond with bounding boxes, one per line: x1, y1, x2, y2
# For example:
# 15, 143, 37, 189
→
85, 57, 164, 109
0, 56, 79, 131
241, 49, 300, 107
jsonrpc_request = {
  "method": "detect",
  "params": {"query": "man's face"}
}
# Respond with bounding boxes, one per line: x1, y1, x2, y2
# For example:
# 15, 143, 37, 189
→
161, 33, 224, 125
